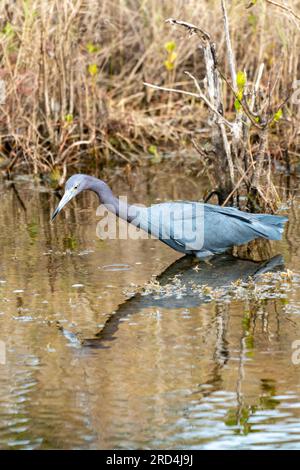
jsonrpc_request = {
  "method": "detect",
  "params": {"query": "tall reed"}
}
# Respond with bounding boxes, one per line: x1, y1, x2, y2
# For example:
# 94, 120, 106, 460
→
0, 0, 299, 177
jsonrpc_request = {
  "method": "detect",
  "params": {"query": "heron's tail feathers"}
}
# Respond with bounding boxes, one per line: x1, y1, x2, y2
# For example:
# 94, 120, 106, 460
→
252, 214, 288, 240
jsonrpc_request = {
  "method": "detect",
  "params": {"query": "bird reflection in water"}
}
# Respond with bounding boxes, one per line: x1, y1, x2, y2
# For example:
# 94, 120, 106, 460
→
83, 253, 284, 350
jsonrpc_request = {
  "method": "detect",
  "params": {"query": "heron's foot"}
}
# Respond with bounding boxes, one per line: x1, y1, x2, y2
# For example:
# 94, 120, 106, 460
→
204, 258, 214, 267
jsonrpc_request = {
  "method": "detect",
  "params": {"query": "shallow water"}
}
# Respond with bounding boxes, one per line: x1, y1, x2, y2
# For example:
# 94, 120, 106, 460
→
0, 172, 300, 449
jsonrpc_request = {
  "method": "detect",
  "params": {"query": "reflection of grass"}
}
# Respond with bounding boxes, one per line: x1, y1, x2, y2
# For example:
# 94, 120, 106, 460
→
63, 236, 78, 251
224, 379, 281, 435
27, 222, 39, 244
225, 406, 257, 435
260, 379, 280, 410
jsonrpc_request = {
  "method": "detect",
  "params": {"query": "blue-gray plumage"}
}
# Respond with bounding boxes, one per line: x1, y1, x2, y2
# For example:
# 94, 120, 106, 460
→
51, 174, 288, 258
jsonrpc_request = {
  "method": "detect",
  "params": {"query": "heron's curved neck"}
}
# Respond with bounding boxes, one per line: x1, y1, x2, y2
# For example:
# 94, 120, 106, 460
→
89, 177, 133, 222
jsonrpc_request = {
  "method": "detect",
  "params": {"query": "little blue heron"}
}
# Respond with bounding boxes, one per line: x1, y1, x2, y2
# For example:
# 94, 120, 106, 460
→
51, 174, 288, 258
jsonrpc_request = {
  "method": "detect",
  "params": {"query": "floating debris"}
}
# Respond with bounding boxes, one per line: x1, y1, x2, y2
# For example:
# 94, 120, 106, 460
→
78, 249, 94, 256
100, 264, 131, 272
46, 344, 56, 353
122, 269, 299, 305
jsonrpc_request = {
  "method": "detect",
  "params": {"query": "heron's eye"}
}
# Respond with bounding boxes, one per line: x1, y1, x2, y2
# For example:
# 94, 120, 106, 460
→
74, 184, 79, 190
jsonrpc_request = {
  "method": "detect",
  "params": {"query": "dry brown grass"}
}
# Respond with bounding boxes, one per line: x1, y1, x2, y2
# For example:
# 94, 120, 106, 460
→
0, 0, 299, 177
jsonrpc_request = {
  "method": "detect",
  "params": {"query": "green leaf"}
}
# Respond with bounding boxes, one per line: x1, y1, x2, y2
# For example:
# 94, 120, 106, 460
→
164, 49, 177, 71
237, 71, 246, 90
234, 90, 244, 111
2, 22, 14, 37
88, 63, 99, 77
234, 99, 242, 111
234, 77, 245, 113
273, 108, 283, 123
86, 42, 100, 54
148, 145, 157, 156
164, 41, 176, 53
148, 145, 161, 164
164, 60, 174, 71
246, 0, 258, 9
49, 168, 61, 186
248, 12, 258, 28
64, 114, 73, 124
237, 89, 243, 101
169, 51, 177, 62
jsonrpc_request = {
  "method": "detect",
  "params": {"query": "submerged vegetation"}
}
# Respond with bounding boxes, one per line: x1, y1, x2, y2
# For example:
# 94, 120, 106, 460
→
0, 0, 299, 181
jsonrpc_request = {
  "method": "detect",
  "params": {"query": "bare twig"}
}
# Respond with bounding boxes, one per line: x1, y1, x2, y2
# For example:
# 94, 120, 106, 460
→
55, 140, 93, 165
144, 82, 200, 99
220, 121, 235, 185
165, 18, 210, 40
221, 0, 237, 90
222, 162, 256, 207
144, 81, 234, 130
250, 63, 265, 112
105, 142, 131, 163
191, 138, 207, 159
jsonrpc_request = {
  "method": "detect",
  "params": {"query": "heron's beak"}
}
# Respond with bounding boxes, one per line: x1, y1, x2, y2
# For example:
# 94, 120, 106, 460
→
51, 189, 75, 221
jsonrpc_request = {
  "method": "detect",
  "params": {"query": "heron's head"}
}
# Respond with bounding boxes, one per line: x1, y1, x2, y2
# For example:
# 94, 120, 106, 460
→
51, 174, 88, 221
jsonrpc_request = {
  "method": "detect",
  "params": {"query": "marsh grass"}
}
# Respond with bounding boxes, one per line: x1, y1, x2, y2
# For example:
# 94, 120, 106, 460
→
0, 0, 299, 178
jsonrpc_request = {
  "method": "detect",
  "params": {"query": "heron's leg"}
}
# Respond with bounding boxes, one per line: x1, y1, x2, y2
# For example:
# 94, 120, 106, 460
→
192, 253, 215, 268
204, 257, 214, 267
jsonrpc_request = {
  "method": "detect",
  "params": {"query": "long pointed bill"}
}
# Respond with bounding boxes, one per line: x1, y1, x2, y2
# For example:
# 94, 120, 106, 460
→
51, 190, 75, 221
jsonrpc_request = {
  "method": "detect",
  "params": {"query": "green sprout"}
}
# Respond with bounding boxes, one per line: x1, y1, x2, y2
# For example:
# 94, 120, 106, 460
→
164, 41, 177, 71
88, 63, 99, 77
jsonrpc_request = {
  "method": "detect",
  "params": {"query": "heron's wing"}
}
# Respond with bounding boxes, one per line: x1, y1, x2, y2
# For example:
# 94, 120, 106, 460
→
205, 204, 288, 241
133, 202, 205, 252
132, 202, 288, 254
205, 203, 287, 225
134, 202, 263, 253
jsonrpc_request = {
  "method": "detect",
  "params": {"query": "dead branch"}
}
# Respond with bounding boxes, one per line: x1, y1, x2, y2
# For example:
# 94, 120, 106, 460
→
165, 18, 210, 41
144, 81, 234, 131
222, 162, 256, 207
221, 0, 236, 89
